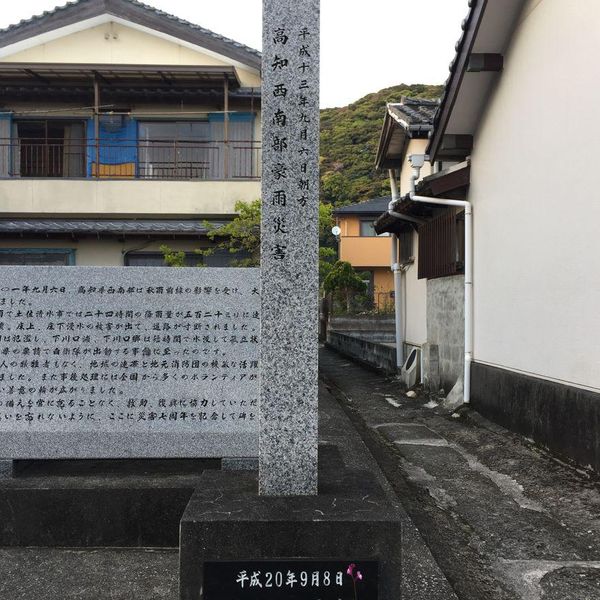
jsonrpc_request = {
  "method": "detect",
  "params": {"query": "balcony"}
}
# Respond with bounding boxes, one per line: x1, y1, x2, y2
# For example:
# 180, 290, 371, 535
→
339, 236, 393, 268
0, 138, 261, 181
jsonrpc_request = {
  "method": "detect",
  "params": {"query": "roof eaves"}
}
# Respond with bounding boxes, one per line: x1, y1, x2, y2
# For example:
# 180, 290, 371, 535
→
387, 104, 411, 131
332, 197, 393, 216
426, 0, 487, 161
0, 0, 262, 70
0, 219, 224, 236
375, 109, 404, 171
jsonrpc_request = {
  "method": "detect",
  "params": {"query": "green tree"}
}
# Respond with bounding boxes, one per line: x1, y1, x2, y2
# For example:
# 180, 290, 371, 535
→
323, 260, 367, 313
159, 246, 187, 268
200, 199, 261, 267
319, 83, 443, 207
319, 246, 337, 284
162, 199, 339, 272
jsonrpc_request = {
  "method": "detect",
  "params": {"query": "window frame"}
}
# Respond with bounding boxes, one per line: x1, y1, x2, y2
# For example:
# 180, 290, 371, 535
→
417, 208, 465, 280
0, 248, 76, 265
359, 219, 377, 237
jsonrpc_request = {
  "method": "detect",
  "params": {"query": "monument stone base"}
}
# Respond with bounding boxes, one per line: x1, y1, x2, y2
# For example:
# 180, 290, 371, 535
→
0, 461, 14, 479
0, 459, 218, 547
179, 447, 403, 600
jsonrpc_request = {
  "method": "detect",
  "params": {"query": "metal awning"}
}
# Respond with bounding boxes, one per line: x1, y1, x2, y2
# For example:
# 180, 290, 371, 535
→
374, 161, 471, 235
0, 63, 241, 89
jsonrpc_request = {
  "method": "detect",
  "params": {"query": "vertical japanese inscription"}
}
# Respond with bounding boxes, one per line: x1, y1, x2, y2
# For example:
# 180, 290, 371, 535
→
261, 0, 320, 496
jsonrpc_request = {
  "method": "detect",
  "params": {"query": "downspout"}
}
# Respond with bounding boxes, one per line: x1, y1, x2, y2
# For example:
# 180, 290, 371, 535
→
388, 169, 404, 368
408, 154, 473, 405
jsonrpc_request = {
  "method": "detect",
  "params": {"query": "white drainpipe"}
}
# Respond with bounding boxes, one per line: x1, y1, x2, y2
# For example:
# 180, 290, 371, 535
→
388, 170, 404, 368
408, 154, 473, 405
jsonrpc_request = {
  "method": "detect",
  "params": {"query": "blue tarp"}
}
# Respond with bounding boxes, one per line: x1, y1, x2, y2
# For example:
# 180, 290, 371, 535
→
86, 116, 137, 176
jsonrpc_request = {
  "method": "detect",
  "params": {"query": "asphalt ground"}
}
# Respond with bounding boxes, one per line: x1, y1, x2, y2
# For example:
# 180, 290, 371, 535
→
320, 345, 600, 600
0, 352, 457, 600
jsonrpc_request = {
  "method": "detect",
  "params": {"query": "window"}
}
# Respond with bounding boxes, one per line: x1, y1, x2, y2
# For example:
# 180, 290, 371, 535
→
399, 230, 413, 263
203, 248, 252, 267
360, 220, 376, 237
138, 115, 255, 180
124, 252, 202, 267
0, 249, 75, 265
124, 250, 251, 267
418, 209, 465, 280
360, 270, 374, 299
14, 120, 86, 178
138, 121, 211, 180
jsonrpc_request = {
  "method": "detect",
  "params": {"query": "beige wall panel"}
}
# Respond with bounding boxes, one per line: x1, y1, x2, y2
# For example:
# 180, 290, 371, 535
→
0, 180, 260, 216
0, 179, 35, 210
469, 0, 600, 391
1, 23, 227, 66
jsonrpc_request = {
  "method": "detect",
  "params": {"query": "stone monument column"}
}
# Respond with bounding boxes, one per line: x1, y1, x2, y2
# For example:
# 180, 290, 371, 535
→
260, 0, 320, 496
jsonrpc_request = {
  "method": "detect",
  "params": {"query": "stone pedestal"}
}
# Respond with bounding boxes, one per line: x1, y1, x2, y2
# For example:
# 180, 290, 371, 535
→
179, 453, 403, 600
0, 461, 14, 479
422, 342, 441, 392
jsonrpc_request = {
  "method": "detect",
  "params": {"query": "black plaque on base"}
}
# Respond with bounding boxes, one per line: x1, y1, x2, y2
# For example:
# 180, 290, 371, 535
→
203, 560, 378, 599
179, 464, 402, 600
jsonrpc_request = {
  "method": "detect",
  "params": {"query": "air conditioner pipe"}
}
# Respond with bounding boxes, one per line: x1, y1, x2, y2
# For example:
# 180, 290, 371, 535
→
388, 170, 404, 368
408, 154, 473, 405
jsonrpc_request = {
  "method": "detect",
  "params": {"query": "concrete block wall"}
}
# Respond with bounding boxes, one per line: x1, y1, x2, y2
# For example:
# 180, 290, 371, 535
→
328, 316, 395, 334
326, 332, 397, 375
426, 275, 464, 391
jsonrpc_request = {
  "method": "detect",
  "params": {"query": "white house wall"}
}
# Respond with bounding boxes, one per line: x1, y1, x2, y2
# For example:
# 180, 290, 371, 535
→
403, 232, 427, 347
470, 0, 600, 392
400, 139, 430, 349
399, 139, 431, 196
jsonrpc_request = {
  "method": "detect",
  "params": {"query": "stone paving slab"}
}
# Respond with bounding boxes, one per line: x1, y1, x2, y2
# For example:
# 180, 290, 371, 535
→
0, 548, 178, 600
320, 346, 600, 600
0, 370, 457, 599
498, 560, 600, 600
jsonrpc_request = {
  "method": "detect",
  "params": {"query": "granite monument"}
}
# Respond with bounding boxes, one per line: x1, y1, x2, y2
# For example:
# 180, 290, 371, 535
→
260, 0, 320, 497
0, 266, 260, 459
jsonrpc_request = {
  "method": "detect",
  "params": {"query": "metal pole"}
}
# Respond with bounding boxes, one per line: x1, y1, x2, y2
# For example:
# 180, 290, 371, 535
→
93, 77, 100, 179
408, 155, 473, 404
388, 170, 404, 368
223, 77, 229, 179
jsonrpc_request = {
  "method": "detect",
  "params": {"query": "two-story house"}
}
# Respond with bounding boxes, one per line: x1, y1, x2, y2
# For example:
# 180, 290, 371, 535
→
332, 197, 395, 312
374, 0, 600, 473
0, 0, 261, 266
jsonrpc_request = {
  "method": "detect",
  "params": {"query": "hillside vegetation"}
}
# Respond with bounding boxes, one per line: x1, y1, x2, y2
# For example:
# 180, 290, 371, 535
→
319, 83, 443, 206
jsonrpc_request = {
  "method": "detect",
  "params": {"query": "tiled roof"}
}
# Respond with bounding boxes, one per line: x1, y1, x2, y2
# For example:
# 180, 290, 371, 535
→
0, 219, 225, 235
429, 3, 477, 142
333, 197, 392, 216
375, 98, 437, 170
0, 0, 261, 67
387, 97, 437, 130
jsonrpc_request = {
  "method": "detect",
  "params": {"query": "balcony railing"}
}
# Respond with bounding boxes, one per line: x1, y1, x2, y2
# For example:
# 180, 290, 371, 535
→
0, 138, 262, 181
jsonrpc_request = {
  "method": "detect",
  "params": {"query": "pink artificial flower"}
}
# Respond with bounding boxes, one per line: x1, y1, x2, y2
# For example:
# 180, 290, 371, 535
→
356, 571, 363, 581
346, 563, 356, 577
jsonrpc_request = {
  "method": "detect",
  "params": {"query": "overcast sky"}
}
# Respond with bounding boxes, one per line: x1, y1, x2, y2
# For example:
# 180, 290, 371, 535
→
0, 0, 469, 108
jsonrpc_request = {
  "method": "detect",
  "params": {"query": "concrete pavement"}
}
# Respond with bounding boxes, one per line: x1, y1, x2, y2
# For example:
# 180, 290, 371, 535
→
320, 346, 600, 600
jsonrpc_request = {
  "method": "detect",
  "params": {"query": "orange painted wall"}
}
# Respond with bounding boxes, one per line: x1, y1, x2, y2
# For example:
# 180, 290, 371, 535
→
337, 215, 392, 268
373, 268, 394, 310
